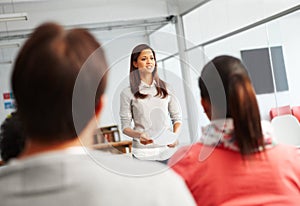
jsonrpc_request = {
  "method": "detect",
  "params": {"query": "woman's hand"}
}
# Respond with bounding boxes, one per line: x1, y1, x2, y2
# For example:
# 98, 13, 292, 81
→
167, 139, 178, 148
139, 132, 153, 145
122, 128, 153, 145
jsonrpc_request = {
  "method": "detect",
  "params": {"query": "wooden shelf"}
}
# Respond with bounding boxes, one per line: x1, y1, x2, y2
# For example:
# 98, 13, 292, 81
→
91, 140, 132, 154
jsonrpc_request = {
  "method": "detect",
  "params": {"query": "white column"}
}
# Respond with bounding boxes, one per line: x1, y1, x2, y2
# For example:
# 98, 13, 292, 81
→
175, 15, 197, 143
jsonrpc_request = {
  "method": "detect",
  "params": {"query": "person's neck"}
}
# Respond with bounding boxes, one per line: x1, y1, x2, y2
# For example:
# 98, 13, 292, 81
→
141, 75, 153, 86
18, 112, 100, 160
19, 138, 82, 159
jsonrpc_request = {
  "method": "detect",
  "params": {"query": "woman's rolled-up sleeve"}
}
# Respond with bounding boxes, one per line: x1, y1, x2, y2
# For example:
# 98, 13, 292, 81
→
168, 90, 182, 124
119, 89, 133, 131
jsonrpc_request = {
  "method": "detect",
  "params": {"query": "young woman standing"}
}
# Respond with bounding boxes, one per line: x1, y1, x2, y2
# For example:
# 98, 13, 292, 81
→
120, 44, 182, 162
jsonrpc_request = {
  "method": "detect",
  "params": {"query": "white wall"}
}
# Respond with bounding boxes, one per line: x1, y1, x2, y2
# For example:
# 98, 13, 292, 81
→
183, 0, 300, 124
0, 64, 15, 124
0, 43, 22, 124
187, 11, 300, 121
278, 12, 300, 106
149, 23, 178, 60
183, 0, 300, 47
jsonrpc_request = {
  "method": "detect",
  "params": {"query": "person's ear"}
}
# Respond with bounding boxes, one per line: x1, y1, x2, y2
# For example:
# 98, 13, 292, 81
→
133, 61, 138, 68
95, 95, 106, 119
201, 98, 211, 120
78, 95, 106, 146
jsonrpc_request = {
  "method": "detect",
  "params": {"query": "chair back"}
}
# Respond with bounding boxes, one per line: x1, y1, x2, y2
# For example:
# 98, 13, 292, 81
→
269, 105, 291, 120
292, 106, 300, 122
271, 114, 300, 146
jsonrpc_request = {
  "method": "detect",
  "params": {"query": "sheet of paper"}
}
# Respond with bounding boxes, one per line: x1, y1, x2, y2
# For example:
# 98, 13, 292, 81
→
152, 129, 178, 146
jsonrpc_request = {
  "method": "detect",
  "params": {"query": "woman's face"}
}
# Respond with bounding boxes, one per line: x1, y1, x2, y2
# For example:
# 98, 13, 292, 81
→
133, 49, 155, 75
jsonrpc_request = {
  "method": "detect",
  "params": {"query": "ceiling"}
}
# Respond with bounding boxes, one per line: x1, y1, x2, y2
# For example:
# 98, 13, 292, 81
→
0, 0, 208, 15
0, 0, 209, 41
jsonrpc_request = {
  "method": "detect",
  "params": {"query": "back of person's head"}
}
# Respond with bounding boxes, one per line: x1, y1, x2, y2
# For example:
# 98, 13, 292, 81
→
0, 112, 25, 162
199, 55, 263, 156
12, 22, 108, 143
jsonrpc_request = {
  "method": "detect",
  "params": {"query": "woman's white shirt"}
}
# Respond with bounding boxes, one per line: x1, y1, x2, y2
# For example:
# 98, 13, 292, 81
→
119, 80, 182, 160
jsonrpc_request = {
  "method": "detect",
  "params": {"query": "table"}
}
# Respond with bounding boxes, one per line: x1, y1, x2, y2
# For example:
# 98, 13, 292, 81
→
91, 140, 132, 154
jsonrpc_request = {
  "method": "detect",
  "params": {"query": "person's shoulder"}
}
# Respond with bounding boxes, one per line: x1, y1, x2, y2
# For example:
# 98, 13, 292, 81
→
0, 151, 196, 205
168, 143, 203, 166
120, 86, 131, 93
88, 149, 169, 175
88, 149, 192, 183
270, 144, 300, 157
147, 169, 196, 205
266, 144, 300, 173
120, 87, 133, 97
89, 151, 196, 205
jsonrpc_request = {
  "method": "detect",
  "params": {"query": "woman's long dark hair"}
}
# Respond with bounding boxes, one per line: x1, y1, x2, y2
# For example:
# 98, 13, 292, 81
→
129, 44, 168, 99
199, 55, 264, 156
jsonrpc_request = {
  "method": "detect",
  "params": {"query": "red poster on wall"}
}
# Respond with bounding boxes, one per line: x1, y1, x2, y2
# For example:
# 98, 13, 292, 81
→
3, 93, 10, 100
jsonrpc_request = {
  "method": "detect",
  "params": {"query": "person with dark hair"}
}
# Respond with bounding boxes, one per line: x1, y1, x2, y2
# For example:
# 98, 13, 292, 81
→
0, 112, 25, 163
0, 23, 196, 206
120, 44, 182, 162
168, 55, 300, 205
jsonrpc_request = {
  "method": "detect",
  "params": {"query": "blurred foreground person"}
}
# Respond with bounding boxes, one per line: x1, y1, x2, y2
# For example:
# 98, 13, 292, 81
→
0, 112, 25, 163
169, 55, 300, 205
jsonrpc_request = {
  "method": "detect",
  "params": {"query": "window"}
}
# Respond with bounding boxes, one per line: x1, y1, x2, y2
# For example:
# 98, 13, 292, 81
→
241, 46, 288, 94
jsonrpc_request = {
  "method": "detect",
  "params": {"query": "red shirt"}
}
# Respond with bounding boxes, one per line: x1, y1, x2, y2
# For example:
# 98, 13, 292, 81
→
169, 143, 300, 205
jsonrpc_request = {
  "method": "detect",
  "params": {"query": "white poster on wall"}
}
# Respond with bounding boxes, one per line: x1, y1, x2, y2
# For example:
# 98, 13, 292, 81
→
0, 63, 15, 124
